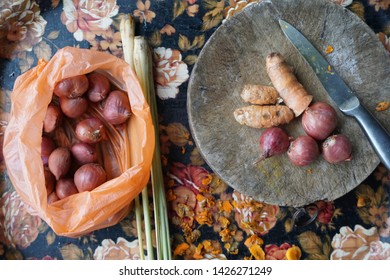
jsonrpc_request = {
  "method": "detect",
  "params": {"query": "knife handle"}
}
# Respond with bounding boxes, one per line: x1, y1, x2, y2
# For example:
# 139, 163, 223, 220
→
350, 105, 390, 170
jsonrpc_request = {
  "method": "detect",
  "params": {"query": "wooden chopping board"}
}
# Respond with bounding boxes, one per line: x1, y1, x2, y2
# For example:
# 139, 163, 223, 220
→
187, 0, 390, 207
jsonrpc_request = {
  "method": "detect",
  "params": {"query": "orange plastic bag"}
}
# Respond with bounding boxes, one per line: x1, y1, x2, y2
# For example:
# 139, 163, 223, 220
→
3, 47, 154, 237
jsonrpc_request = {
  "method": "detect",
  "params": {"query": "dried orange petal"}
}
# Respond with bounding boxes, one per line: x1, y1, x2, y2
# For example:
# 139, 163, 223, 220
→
325, 45, 334, 54
173, 242, 189, 257
376, 101, 390, 111
249, 244, 265, 260
286, 245, 302, 260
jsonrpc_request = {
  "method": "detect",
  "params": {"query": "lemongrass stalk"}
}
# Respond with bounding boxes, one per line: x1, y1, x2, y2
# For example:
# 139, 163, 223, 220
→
120, 14, 135, 69
133, 37, 156, 259
134, 196, 145, 260
134, 37, 171, 260
141, 186, 154, 259
146, 52, 171, 259
120, 14, 150, 260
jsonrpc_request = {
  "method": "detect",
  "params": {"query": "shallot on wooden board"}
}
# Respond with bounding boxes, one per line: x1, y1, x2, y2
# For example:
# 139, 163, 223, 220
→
187, 0, 390, 207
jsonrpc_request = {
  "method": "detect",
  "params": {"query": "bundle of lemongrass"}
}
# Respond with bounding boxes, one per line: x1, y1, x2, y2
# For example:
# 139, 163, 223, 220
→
120, 14, 171, 260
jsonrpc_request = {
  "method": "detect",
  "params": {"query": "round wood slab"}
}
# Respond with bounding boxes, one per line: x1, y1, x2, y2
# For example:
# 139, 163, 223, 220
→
187, 0, 390, 207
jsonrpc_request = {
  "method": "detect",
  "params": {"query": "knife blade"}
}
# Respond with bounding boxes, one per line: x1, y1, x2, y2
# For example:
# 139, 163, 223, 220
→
279, 19, 390, 170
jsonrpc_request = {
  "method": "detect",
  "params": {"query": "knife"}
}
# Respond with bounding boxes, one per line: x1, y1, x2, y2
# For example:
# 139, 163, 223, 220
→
278, 19, 390, 170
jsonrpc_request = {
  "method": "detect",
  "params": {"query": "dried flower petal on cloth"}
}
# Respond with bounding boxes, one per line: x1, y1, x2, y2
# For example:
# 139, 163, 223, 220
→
232, 191, 279, 235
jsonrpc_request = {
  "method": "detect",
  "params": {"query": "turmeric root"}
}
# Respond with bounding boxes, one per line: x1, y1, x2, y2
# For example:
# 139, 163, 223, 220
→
233, 105, 294, 128
266, 52, 313, 117
240, 84, 281, 105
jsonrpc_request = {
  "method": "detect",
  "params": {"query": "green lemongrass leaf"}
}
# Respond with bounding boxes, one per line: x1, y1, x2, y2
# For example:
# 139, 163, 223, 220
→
142, 187, 154, 260
119, 14, 146, 260
134, 196, 145, 260
134, 36, 171, 260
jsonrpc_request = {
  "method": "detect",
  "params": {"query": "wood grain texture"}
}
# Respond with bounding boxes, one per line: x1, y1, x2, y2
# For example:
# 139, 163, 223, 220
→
187, 0, 390, 207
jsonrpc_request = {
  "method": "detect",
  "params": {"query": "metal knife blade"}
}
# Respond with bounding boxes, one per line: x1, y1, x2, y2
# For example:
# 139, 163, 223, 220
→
279, 19, 359, 113
279, 19, 390, 170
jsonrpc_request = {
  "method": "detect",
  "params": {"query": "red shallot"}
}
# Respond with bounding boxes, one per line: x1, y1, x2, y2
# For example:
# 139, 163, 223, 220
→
301, 102, 338, 140
56, 178, 79, 199
86, 72, 111, 102
44, 168, 55, 195
48, 147, 72, 180
53, 75, 89, 98
103, 90, 132, 125
43, 103, 62, 134
257, 127, 291, 162
322, 134, 353, 164
287, 135, 319, 166
41, 136, 56, 166
59, 97, 88, 119
47, 191, 60, 204
74, 163, 107, 192
75, 118, 105, 144
71, 142, 97, 164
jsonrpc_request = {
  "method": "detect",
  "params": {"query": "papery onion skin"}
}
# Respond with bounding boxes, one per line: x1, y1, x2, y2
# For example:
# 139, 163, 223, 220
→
47, 191, 60, 204
258, 127, 291, 161
287, 135, 319, 166
71, 142, 97, 165
59, 97, 88, 119
302, 102, 338, 140
75, 118, 106, 144
44, 168, 55, 195
74, 163, 107, 192
48, 147, 72, 180
103, 90, 132, 125
86, 72, 111, 102
56, 178, 79, 199
322, 134, 353, 164
43, 104, 62, 134
53, 75, 89, 98
41, 136, 56, 166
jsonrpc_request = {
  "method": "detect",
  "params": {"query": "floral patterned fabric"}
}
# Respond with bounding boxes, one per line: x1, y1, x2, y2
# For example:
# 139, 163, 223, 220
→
0, 0, 389, 260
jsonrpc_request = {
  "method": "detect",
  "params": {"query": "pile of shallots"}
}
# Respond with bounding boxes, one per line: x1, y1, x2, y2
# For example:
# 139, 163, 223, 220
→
257, 101, 353, 167
41, 73, 132, 203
